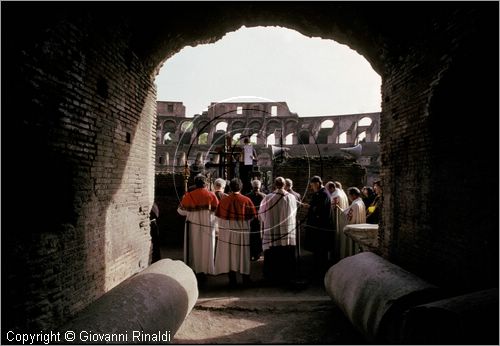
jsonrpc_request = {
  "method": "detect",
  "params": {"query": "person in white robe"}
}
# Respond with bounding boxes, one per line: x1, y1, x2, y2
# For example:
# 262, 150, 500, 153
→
259, 177, 298, 282
327, 181, 350, 262
177, 175, 219, 280
239, 137, 257, 194
343, 187, 367, 224
334, 181, 349, 208
339, 187, 366, 259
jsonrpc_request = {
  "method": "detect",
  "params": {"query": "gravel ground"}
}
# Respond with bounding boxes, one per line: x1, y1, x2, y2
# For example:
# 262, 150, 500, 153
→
161, 246, 368, 344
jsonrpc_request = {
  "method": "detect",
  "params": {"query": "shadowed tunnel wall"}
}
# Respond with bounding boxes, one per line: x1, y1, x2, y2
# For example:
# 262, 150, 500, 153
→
2, 2, 498, 331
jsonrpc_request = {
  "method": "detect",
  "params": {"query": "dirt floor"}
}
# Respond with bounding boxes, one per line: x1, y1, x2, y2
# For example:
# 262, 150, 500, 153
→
161, 246, 367, 344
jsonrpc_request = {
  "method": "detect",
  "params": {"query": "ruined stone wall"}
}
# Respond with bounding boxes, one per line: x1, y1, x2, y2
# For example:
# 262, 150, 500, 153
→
156, 103, 380, 152
273, 156, 366, 201
379, 7, 498, 291
4, 8, 157, 330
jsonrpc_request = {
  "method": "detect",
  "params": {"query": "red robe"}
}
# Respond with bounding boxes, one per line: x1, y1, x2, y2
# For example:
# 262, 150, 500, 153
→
214, 193, 256, 275
180, 187, 218, 212
178, 187, 219, 274
215, 193, 256, 221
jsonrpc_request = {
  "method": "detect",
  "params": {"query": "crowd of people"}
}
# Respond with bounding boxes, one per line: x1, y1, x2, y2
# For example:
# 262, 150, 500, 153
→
176, 172, 383, 288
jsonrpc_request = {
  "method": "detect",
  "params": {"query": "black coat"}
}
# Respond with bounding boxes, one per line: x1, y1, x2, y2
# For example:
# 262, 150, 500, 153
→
304, 187, 334, 252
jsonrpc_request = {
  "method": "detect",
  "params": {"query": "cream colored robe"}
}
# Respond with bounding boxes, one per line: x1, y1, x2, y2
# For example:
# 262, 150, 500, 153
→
214, 219, 251, 275
259, 189, 297, 251
177, 207, 216, 274
339, 197, 367, 259
331, 188, 350, 261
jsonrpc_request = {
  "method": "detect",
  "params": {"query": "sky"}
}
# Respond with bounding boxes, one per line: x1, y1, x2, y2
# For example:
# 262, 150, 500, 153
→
155, 26, 381, 117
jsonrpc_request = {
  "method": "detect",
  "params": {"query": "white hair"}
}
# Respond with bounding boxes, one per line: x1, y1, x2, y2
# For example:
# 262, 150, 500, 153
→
214, 178, 226, 189
251, 179, 262, 188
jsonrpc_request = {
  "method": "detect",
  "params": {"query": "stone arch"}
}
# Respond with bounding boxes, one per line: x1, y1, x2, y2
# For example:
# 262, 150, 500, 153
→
284, 119, 298, 145
317, 119, 335, 144
197, 132, 209, 145
266, 119, 282, 135
298, 129, 310, 145
321, 119, 334, 128
179, 120, 193, 145
212, 121, 229, 146
195, 121, 210, 144
196, 120, 209, 133
249, 133, 258, 144
249, 126, 266, 145
266, 133, 276, 146
317, 128, 330, 144
233, 132, 243, 140
162, 120, 177, 144
7, 4, 497, 333
284, 119, 298, 135
338, 131, 348, 144
212, 131, 225, 146
230, 120, 246, 134
163, 132, 173, 144
162, 119, 177, 131
357, 117, 372, 127
356, 130, 367, 143
215, 121, 228, 132
180, 120, 193, 133
248, 120, 263, 133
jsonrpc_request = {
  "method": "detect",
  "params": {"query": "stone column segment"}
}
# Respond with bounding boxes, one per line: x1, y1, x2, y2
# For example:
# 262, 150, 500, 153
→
58, 259, 198, 341
324, 252, 442, 342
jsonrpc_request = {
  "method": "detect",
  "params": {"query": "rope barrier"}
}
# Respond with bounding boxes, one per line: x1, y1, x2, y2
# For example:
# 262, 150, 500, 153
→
182, 217, 338, 247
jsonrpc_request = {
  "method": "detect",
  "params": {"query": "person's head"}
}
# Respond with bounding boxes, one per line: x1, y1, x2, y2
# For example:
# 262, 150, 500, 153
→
214, 178, 226, 191
251, 179, 262, 191
243, 137, 250, 144
362, 186, 374, 197
194, 174, 207, 188
325, 181, 336, 195
229, 178, 243, 193
284, 178, 293, 191
334, 181, 343, 190
347, 187, 361, 202
309, 176, 323, 192
373, 180, 382, 195
274, 177, 286, 190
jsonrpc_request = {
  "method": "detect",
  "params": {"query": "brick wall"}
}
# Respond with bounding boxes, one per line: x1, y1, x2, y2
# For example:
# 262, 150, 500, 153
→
379, 7, 498, 291
273, 156, 367, 200
4, 11, 157, 330
155, 173, 188, 247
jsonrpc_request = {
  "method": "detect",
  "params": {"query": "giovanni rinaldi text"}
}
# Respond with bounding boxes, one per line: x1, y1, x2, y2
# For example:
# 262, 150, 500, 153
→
5, 330, 172, 344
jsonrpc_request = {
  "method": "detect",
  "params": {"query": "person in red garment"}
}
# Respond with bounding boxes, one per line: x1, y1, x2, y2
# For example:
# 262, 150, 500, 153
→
177, 174, 219, 286
214, 178, 257, 287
